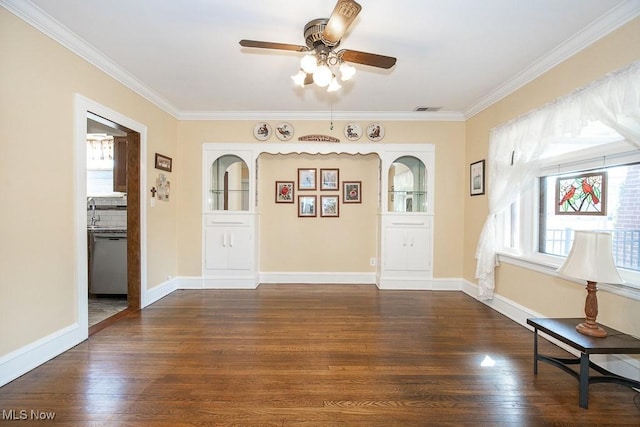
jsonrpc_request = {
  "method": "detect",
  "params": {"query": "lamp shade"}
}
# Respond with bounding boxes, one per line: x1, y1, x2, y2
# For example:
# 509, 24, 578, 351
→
556, 231, 624, 284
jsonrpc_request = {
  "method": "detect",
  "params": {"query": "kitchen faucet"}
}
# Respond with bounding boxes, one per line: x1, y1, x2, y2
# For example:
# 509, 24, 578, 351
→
87, 198, 100, 226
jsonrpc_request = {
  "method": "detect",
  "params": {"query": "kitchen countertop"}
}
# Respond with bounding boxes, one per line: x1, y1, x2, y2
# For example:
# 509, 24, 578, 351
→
87, 227, 127, 233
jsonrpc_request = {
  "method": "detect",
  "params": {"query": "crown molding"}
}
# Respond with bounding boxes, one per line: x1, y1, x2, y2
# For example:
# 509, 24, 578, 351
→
176, 110, 465, 121
464, 0, 640, 119
1, 0, 181, 118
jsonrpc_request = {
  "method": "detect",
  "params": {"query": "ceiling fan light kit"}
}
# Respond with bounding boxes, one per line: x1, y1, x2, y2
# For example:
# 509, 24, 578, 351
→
240, 0, 396, 94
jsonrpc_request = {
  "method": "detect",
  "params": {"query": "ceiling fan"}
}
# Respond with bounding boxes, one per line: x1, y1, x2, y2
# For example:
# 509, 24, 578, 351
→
239, 0, 396, 91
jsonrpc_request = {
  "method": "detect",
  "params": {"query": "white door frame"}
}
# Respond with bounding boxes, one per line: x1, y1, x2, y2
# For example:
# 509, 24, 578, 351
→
74, 94, 148, 335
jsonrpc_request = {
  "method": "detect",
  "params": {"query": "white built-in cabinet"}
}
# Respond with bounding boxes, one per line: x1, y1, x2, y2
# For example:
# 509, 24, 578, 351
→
378, 150, 434, 289
202, 149, 258, 288
202, 143, 434, 290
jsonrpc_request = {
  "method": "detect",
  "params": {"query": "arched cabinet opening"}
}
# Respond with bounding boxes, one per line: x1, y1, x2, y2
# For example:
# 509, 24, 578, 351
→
210, 155, 249, 211
388, 156, 427, 213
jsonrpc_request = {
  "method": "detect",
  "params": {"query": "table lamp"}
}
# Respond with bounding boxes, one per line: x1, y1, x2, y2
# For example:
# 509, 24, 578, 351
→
556, 230, 624, 338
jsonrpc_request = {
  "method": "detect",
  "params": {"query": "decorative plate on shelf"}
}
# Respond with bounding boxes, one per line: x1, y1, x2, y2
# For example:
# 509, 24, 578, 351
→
366, 122, 385, 141
275, 122, 294, 141
344, 123, 362, 141
253, 122, 271, 141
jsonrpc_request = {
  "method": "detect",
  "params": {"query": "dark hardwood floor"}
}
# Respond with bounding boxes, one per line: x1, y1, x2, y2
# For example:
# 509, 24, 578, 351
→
2, 285, 639, 426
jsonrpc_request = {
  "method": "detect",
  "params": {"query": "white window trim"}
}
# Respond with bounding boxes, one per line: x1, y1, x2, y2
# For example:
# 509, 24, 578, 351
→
497, 140, 640, 302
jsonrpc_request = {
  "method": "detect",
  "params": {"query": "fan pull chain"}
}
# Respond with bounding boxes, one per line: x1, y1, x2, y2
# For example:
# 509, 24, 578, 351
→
330, 105, 334, 130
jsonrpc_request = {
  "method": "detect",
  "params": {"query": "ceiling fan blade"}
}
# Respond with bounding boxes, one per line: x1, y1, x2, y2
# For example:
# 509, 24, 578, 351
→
239, 40, 309, 53
339, 49, 397, 69
321, 0, 362, 45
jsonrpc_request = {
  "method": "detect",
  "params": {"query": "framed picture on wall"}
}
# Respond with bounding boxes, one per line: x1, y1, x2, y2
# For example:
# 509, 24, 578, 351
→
343, 181, 361, 203
320, 195, 339, 217
470, 160, 485, 196
155, 153, 172, 172
320, 168, 339, 190
298, 168, 317, 191
275, 181, 294, 203
298, 195, 317, 217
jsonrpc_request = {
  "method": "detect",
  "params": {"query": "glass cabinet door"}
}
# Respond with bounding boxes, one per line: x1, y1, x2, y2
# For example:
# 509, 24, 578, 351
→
388, 156, 427, 212
210, 155, 249, 211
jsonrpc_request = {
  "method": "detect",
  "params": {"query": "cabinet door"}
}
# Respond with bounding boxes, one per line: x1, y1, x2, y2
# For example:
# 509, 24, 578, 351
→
406, 228, 432, 271
113, 136, 127, 193
384, 228, 408, 270
204, 227, 228, 270
226, 227, 252, 270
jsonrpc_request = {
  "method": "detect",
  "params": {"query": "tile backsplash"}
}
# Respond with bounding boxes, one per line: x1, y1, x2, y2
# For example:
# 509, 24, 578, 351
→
87, 196, 127, 228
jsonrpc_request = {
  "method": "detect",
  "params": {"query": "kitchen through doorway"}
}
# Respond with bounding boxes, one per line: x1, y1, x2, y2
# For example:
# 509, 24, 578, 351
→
86, 112, 141, 333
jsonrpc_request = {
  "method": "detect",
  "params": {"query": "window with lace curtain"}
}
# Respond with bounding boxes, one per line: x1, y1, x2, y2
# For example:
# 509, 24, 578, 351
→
498, 142, 640, 289
475, 61, 640, 300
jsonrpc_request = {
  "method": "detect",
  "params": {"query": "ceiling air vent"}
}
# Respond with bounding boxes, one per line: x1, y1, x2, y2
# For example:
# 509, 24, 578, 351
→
414, 106, 442, 112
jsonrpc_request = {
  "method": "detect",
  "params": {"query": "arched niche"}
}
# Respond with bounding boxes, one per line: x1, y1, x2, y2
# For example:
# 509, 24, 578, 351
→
209, 154, 249, 211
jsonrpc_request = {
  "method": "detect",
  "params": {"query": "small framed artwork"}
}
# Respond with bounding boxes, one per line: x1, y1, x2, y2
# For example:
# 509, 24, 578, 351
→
298, 168, 317, 191
156, 173, 170, 201
155, 153, 172, 172
556, 171, 607, 216
298, 195, 317, 217
343, 181, 362, 203
275, 181, 294, 203
470, 160, 485, 196
320, 195, 339, 217
320, 168, 339, 190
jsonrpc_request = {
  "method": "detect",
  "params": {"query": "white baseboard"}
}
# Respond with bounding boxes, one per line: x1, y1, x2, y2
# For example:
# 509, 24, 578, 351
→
0, 323, 85, 387
260, 272, 376, 285
378, 277, 462, 290
143, 277, 178, 307
201, 276, 259, 289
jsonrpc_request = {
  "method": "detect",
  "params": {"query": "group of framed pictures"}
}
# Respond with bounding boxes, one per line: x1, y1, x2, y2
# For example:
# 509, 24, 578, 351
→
275, 168, 362, 218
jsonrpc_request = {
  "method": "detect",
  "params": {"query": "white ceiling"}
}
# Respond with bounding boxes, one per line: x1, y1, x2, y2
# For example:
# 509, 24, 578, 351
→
5, 0, 639, 120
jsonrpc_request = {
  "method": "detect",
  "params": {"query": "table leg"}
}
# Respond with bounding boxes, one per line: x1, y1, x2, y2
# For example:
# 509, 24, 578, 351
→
579, 352, 589, 409
533, 328, 538, 375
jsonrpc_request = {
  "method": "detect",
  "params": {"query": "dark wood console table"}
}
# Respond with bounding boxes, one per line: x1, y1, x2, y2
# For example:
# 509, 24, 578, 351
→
527, 317, 640, 409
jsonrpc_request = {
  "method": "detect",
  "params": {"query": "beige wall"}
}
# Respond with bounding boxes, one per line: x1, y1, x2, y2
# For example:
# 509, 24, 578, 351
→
258, 153, 379, 272
0, 9, 178, 355
176, 120, 465, 278
464, 17, 640, 336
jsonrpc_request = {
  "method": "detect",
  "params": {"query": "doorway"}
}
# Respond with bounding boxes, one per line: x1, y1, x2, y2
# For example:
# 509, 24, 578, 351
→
75, 95, 146, 337
86, 114, 141, 333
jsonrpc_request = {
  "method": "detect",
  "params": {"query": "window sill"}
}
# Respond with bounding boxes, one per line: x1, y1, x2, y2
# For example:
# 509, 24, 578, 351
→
497, 251, 640, 302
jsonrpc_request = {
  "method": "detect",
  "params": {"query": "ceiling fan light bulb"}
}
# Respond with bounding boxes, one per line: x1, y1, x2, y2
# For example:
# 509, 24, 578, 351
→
291, 70, 307, 87
300, 54, 318, 74
327, 76, 342, 92
313, 64, 332, 87
339, 62, 356, 81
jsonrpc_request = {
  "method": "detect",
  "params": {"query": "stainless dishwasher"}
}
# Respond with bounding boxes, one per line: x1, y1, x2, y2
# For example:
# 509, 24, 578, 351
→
89, 230, 128, 295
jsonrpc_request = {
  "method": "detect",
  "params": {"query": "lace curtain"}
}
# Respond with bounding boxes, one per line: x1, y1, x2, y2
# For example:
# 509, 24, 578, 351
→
87, 135, 114, 162
475, 60, 640, 300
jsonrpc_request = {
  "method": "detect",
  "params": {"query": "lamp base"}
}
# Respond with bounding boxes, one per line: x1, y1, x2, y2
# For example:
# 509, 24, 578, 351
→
576, 322, 607, 338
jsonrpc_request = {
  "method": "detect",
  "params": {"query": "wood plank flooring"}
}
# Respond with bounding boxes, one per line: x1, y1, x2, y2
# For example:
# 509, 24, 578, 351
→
2, 285, 639, 426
